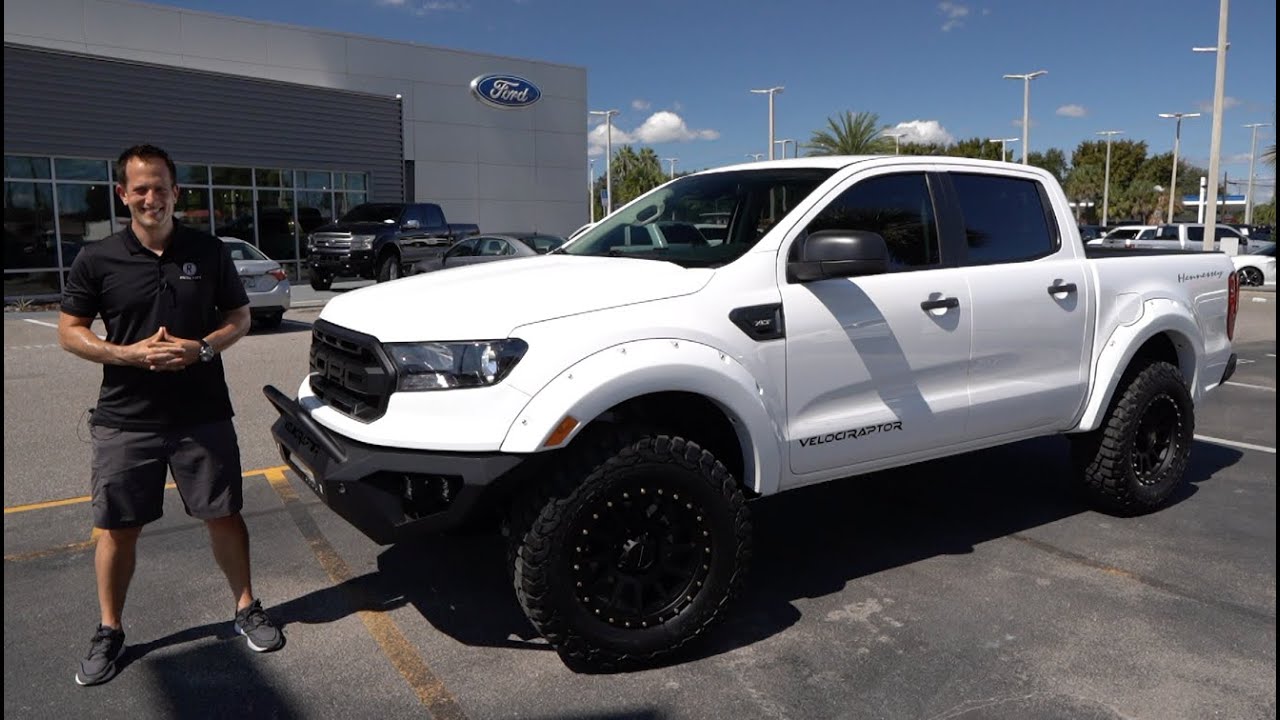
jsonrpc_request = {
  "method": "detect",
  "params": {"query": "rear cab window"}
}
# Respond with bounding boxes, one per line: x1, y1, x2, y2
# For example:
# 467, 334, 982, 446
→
949, 173, 1058, 264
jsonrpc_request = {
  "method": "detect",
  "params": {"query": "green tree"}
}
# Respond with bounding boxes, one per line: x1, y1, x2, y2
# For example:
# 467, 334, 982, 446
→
1028, 148, 1069, 185
609, 146, 667, 209
945, 137, 1003, 161
805, 111, 890, 156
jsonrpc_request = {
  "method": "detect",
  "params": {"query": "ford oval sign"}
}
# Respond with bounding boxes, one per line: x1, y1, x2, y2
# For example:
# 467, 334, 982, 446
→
470, 74, 541, 110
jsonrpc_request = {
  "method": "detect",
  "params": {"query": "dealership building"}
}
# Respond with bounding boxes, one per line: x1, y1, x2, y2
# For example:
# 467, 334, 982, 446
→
3, 0, 587, 298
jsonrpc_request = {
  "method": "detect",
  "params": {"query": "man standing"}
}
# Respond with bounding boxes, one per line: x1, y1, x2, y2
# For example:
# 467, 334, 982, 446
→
59, 144, 283, 687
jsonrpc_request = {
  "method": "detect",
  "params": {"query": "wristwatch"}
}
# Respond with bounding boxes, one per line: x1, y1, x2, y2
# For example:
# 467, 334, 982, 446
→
198, 339, 216, 363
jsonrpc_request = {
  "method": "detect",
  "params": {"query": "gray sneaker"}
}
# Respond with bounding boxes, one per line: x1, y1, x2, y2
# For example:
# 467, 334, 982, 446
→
75, 624, 125, 686
234, 600, 283, 652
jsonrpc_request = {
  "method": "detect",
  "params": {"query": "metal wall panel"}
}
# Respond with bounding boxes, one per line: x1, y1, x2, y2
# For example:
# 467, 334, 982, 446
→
2, 44, 403, 201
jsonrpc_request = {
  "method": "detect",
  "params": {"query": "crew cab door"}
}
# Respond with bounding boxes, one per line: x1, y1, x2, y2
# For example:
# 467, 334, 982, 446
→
398, 204, 450, 265
781, 166, 973, 476
941, 168, 1091, 437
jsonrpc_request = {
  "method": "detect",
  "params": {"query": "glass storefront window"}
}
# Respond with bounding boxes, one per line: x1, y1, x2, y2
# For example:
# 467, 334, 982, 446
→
4, 182, 57, 270
176, 164, 209, 186
54, 158, 109, 182
257, 190, 298, 262
5, 156, 52, 180
212, 166, 252, 187
300, 171, 332, 190
213, 188, 254, 241
255, 169, 294, 188
56, 183, 113, 266
335, 192, 367, 219
3, 270, 60, 297
345, 173, 367, 192
175, 188, 211, 234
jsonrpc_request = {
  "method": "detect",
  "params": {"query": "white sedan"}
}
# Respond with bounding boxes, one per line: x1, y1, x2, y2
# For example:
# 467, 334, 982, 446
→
1231, 242, 1276, 287
220, 237, 292, 328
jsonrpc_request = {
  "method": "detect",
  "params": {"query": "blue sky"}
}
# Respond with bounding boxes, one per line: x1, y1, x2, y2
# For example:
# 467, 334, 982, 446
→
152, 0, 1274, 190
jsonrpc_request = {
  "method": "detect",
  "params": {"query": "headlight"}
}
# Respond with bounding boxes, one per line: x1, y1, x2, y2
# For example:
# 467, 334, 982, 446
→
350, 234, 376, 250
386, 339, 528, 391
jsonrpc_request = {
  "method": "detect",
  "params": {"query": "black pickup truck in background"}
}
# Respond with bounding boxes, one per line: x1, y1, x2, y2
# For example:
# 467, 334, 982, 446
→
306, 202, 479, 289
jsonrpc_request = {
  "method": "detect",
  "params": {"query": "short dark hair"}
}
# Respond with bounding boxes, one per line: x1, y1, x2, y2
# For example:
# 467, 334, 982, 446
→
115, 144, 177, 187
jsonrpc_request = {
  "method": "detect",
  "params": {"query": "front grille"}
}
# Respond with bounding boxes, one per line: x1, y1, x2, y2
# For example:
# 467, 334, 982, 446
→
311, 232, 353, 250
309, 320, 396, 422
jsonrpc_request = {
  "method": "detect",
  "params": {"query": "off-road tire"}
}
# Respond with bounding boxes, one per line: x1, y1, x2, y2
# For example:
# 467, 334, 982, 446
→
1072, 360, 1194, 515
511, 430, 751, 672
309, 274, 332, 291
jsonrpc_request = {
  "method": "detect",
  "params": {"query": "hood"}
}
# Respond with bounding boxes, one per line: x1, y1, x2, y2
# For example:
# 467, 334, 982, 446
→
311, 221, 395, 235
320, 256, 714, 341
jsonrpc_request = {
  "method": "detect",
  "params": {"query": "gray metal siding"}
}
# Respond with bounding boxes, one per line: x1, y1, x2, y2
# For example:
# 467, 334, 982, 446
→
3, 44, 403, 200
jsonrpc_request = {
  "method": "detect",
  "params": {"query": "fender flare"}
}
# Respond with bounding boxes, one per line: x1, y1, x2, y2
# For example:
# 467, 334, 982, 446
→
500, 338, 784, 496
1074, 297, 1201, 432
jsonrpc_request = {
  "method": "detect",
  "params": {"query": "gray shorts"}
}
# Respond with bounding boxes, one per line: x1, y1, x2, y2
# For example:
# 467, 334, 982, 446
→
90, 419, 243, 529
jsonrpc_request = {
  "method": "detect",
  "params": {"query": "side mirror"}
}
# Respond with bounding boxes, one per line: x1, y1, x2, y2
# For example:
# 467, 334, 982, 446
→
786, 230, 889, 283
402, 219, 421, 230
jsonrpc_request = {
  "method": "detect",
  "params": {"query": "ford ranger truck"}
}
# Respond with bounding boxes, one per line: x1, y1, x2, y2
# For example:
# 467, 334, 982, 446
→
267, 156, 1239, 671
306, 202, 479, 289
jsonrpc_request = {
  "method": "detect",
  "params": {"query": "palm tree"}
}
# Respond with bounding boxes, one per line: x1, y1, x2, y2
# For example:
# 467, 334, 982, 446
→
805, 111, 890, 156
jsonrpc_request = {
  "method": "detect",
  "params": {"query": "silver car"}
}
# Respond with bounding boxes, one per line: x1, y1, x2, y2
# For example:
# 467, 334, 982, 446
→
220, 237, 291, 328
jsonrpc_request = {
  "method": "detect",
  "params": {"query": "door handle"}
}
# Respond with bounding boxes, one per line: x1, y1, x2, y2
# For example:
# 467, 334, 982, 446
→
920, 297, 960, 312
1047, 282, 1077, 296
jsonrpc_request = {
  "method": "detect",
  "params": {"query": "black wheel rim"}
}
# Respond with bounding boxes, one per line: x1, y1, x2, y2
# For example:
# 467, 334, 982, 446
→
1241, 267, 1263, 286
1131, 394, 1182, 485
571, 476, 712, 629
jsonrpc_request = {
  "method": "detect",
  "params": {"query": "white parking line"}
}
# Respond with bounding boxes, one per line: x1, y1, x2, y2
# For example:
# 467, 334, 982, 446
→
22, 319, 58, 329
1195, 435, 1277, 455
1226, 381, 1276, 392
1267, 354, 1276, 358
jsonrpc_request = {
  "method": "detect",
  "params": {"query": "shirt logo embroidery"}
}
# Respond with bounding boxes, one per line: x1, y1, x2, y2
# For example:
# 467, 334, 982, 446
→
180, 262, 202, 280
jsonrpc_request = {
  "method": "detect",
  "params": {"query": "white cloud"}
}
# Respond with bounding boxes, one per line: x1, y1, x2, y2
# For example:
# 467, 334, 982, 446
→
379, 0, 469, 13
631, 99, 651, 111
1196, 96, 1242, 113
939, 1, 970, 31
890, 119, 956, 145
1056, 104, 1087, 118
377, 0, 406, 4
587, 111, 720, 156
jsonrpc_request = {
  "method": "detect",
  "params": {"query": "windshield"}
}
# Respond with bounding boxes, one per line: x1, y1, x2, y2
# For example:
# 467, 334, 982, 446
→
223, 240, 268, 261
560, 168, 837, 268
339, 203, 403, 224
1105, 227, 1140, 240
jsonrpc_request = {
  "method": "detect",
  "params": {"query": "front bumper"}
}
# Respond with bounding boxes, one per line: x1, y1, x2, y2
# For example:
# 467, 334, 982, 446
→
309, 250, 374, 277
264, 385, 525, 544
247, 280, 291, 312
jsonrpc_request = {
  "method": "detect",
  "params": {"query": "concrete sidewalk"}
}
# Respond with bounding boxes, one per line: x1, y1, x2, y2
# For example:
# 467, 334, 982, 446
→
289, 279, 375, 308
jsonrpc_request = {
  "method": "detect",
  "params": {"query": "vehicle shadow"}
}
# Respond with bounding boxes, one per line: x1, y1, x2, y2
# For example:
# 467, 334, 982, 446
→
249, 318, 312, 336
204, 436, 1242, 673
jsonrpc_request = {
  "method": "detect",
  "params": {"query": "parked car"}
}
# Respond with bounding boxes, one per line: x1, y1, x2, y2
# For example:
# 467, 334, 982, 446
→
306, 202, 479, 289
410, 233, 565, 274
267, 155, 1238, 672
220, 237, 290, 328
1077, 224, 1105, 243
1096, 225, 1156, 247
1125, 223, 1250, 251
1231, 242, 1276, 287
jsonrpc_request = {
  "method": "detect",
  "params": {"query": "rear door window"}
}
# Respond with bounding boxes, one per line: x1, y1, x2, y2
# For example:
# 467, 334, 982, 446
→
950, 173, 1057, 264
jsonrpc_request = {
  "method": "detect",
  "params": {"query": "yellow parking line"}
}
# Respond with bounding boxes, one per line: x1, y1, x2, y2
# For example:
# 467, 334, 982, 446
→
3, 465, 290, 515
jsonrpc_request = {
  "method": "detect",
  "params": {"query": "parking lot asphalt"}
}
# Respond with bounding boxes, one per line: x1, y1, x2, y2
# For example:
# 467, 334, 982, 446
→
3, 292, 1275, 720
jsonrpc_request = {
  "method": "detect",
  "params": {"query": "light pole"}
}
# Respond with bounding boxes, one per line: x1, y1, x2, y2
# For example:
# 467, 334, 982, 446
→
588, 158, 596, 223
750, 86, 785, 159
881, 131, 906, 155
589, 109, 619, 214
664, 157, 679, 178
745, 153, 764, 161
774, 138, 796, 159
988, 137, 1019, 162
1243, 122, 1271, 224
1193, 0, 1231, 251
1002, 70, 1047, 164
1096, 130, 1123, 226
1159, 112, 1201, 223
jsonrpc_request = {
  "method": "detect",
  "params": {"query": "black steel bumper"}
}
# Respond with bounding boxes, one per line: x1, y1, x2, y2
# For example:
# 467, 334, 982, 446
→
263, 385, 525, 544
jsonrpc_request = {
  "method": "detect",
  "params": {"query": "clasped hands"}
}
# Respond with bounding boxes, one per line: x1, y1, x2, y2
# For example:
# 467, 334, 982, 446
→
127, 326, 202, 371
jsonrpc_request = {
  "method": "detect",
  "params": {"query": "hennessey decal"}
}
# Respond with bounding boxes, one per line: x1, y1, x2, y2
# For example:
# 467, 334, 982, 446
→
1178, 270, 1224, 283
799, 421, 903, 447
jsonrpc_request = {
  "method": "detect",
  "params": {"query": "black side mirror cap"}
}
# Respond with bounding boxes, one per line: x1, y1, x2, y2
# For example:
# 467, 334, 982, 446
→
786, 230, 890, 282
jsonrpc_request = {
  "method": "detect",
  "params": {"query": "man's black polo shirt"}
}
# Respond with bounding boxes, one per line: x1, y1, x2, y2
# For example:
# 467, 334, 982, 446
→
61, 224, 250, 430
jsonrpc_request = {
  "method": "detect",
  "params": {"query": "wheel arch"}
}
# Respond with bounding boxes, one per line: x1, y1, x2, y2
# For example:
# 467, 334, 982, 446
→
1074, 301, 1201, 432
500, 339, 783, 496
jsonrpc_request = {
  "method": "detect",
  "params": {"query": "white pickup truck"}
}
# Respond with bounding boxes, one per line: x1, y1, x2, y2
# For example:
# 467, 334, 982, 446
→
267, 156, 1240, 671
